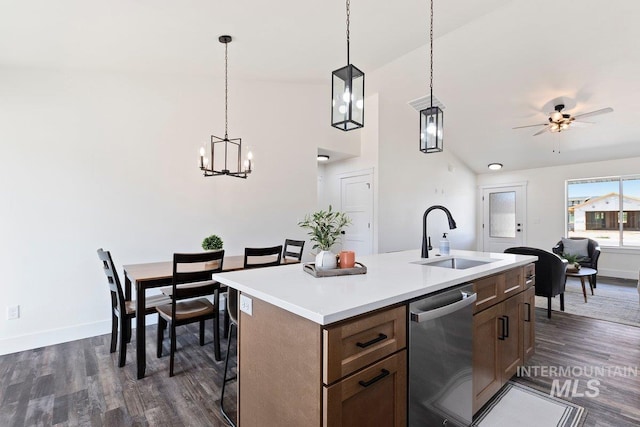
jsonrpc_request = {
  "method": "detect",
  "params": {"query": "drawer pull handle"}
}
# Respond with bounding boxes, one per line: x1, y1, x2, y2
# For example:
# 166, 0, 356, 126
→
358, 369, 390, 388
524, 302, 531, 322
356, 333, 387, 348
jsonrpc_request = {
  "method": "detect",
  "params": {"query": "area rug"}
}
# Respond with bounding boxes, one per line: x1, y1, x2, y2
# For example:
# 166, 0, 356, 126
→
472, 381, 586, 427
534, 278, 640, 327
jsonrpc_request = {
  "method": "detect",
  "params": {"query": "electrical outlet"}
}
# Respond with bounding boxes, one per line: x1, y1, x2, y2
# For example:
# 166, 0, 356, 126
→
239, 295, 253, 316
7, 305, 20, 320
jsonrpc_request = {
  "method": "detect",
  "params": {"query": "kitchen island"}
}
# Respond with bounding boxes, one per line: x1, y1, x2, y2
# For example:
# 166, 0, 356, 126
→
212, 249, 537, 426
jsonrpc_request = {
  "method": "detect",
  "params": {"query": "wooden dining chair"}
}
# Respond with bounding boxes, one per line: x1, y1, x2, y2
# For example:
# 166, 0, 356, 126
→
283, 239, 305, 261
220, 245, 283, 426
156, 250, 224, 377
97, 248, 170, 367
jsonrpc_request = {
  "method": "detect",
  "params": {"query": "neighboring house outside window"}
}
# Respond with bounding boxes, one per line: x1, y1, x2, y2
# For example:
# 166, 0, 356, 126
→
566, 177, 640, 247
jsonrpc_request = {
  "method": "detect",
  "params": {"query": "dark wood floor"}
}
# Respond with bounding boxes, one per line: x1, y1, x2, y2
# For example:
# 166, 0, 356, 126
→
0, 320, 236, 426
1, 306, 639, 426
513, 307, 640, 427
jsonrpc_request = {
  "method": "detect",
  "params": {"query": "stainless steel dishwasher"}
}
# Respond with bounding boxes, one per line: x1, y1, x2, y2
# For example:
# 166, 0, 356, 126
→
409, 284, 477, 427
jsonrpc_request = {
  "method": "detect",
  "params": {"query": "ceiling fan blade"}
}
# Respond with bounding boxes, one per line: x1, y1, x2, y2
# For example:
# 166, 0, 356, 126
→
533, 126, 550, 136
572, 107, 614, 120
571, 121, 594, 128
512, 123, 547, 129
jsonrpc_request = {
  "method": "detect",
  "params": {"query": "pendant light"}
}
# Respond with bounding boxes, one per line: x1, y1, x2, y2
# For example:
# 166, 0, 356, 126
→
331, 0, 364, 131
199, 35, 252, 179
420, 0, 443, 153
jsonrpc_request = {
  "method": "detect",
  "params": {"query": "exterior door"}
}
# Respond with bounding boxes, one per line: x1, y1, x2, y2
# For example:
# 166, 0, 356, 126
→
341, 171, 373, 255
482, 185, 526, 253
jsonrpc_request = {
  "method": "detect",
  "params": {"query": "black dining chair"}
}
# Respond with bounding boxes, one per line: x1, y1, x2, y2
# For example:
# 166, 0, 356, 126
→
283, 239, 305, 261
156, 250, 224, 376
220, 245, 283, 427
97, 248, 170, 367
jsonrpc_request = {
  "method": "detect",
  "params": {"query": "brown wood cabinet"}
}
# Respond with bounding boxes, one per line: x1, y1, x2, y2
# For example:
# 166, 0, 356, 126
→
239, 297, 406, 427
472, 264, 535, 414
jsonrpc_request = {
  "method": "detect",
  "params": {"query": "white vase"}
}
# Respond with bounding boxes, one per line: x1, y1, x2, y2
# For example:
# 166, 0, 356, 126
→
315, 250, 337, 270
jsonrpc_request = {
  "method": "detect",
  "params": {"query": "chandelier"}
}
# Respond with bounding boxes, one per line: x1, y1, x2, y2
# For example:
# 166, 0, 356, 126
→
199, 35, 252, 178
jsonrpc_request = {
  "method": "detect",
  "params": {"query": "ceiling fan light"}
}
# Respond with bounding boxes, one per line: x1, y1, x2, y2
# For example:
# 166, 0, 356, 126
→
550, 111, 563, 122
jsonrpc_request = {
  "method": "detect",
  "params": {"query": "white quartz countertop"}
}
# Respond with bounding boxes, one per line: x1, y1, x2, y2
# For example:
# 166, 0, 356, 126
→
212, 249, 537, 326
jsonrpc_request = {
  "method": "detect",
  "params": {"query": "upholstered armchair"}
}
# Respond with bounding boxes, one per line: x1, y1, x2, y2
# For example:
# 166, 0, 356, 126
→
505, 247, 568, 318
552, 237, 601, 288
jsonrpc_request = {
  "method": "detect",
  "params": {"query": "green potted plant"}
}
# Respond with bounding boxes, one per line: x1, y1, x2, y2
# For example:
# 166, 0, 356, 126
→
298, 205, 351, 270
202, 234, 224, 251
561, 253, 582, 271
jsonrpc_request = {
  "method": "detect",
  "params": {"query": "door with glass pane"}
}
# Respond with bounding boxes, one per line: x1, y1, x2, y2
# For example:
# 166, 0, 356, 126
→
482, 185, 526, 253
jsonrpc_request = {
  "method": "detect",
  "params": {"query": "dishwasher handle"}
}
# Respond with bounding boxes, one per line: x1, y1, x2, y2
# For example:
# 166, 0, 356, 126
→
410, 292, 477, 323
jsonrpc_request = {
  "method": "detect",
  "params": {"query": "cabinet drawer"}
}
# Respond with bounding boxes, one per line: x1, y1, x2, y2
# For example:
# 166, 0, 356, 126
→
323, 305, 406, 385
502, 267, 524, 299
323, 350, 407, 427
472, 274, 504, 313
524, 263, 535, 290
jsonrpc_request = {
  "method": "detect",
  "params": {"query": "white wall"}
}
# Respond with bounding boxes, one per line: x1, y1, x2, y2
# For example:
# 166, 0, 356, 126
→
0, 66, 356, 354
320, 43, 478, 255
371, 48, 477, 254
477, 157, 640, 279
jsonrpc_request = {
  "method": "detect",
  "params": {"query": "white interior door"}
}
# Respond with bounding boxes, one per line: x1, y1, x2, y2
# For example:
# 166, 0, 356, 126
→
340, 172, 373, 255
482, 185, 526, 253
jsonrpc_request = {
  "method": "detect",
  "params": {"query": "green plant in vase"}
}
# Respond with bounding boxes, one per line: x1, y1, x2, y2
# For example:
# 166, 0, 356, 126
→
298, 205, 351, 270
202, 234, 224, 251
561, 253, 582, 271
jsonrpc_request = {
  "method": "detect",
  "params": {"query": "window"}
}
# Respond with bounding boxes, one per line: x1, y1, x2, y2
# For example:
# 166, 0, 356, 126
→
566, 176, 640, 247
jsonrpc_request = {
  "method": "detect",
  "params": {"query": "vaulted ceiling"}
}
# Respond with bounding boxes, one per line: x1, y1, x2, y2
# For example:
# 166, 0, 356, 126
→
2, 0, 639, 173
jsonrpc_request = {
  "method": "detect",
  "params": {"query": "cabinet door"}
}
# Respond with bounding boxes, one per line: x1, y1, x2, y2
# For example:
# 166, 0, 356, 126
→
473, 273, 505, 313
500, 294, 524, 382
521, 286, 535, 362
323, 351, 406, 427
472, 304, 502, 414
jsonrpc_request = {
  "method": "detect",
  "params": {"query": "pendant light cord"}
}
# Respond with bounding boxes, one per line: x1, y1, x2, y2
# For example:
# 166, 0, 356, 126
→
429, 0, 434, 109
346, 0, 351, 65
224, 40, 229, 139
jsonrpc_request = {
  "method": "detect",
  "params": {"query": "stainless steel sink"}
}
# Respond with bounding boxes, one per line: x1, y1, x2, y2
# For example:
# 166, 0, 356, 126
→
412, 257, 496, 270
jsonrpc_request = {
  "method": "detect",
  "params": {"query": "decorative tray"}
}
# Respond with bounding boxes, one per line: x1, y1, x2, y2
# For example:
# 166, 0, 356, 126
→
303, 262, 367, 278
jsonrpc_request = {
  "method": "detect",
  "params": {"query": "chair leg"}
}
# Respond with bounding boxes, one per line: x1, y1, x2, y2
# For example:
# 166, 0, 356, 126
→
199, 319, 206, 346
125, 317, 132, 343
118, 317, 127, 367
547, 297, 552, 319
592, 274, 597, 289
110, 312, 118, 354
169, 322, 176, 377
157, 317, 166, 358
560, 293, 565, 312
221, 323, 237, 427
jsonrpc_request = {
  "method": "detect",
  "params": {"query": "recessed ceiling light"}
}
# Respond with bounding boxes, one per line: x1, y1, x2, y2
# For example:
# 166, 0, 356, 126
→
488, 163, 503, 170
317, 154, 330, 162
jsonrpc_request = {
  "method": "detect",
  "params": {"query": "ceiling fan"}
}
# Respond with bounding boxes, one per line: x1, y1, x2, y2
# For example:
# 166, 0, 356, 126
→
513, 104, 614, 136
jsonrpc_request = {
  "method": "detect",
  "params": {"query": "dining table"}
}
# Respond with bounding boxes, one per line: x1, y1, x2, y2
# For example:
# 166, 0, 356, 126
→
123, 255, 298, 379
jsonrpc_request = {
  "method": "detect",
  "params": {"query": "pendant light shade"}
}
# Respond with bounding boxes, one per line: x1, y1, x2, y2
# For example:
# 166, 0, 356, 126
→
331, 0, 364, 131
420, 106, 443, 153
199, 35, 252, 179
420, 0, 443, 153
332, 64, 364, 130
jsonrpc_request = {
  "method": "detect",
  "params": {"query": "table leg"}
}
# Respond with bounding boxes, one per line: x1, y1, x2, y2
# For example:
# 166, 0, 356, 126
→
136, 281, 146, 379
580, 277, 587, 303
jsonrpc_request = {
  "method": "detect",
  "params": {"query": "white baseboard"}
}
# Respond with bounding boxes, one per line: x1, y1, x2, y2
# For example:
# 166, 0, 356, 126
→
0, 314, 164, 356
0, 306, 227, 356
598, 268, 638, 280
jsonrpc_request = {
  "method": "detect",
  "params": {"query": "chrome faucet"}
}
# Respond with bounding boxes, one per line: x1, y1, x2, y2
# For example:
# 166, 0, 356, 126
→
421, 205, 457, 258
